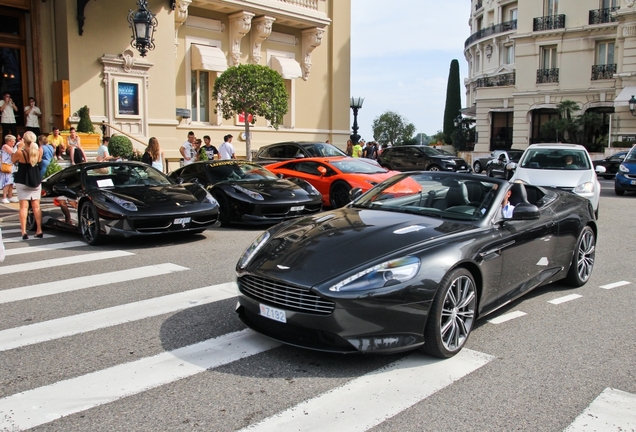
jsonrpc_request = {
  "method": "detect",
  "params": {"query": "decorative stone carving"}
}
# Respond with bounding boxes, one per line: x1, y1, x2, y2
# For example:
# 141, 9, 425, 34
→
623, 23, 636, 37
301, 27, 324, 81
229, 11, 255, 66
269, 32, 298, 46
251, 16, 275, 65
626, 0, 635, 8
174, 0, 192, 57
485, 45, 493, 59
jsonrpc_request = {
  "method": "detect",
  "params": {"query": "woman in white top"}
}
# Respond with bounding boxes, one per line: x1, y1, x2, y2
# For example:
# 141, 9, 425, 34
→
142, 137, 165, 172
67, 127, 86, 165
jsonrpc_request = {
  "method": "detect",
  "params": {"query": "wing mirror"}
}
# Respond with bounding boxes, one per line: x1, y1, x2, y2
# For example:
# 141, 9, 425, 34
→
349, 187, 363, 201
510, 203, 540, 220
506, 162, 517, 171
317, 166, 327, 177
595, 165, 606, 174
176, 177, 185, 184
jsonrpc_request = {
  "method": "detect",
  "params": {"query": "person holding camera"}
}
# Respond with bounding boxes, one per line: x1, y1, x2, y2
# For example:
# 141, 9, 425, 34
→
0, 92, 18, 142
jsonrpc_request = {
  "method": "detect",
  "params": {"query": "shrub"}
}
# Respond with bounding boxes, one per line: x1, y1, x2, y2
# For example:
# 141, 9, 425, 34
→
44, 158, 63, 178
76, 106, 95, 133
108, 135, 133, 158
611, 141, 634, 148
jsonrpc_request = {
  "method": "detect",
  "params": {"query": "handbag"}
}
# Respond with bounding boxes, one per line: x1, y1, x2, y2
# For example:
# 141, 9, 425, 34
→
1, 162, 12, 174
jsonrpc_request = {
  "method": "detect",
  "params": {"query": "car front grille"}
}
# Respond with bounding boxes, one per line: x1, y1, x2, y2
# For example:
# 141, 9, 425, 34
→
238, 275, 335, 315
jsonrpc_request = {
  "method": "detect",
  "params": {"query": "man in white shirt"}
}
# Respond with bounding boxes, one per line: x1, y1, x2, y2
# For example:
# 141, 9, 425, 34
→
180, 131, 196, 165
0, 92, 18, 142
24, 97, 42, 137
501, 187, 515, 218
218, 134, 235, 160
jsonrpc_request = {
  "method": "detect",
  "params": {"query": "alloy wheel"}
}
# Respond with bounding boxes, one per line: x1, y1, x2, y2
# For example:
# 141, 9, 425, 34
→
576, 229, 595, 283
440, 275, 476, 352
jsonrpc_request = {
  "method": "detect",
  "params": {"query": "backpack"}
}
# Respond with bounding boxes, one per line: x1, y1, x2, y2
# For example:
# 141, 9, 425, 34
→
73, 147, 85, 164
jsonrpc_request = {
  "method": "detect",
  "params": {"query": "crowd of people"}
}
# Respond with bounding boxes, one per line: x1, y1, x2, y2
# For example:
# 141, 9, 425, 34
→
179, 131, 235, 165
345, 139, 382, 160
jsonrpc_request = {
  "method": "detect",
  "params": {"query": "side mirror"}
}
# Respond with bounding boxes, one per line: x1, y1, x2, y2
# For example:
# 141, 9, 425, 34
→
506, 162, 517, 171
176, 177, 185, 184
276, 173, 284, 179
317, 166, 327, 177
595, 165, 606, 174
511, 202, 540, 220
349, 187, 363, 201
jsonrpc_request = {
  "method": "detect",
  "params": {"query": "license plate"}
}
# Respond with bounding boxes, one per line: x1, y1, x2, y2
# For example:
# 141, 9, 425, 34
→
631, 180, 636, 185
260, 304, 287, 323
290, 206, 304, 212
173, 217, 191, 225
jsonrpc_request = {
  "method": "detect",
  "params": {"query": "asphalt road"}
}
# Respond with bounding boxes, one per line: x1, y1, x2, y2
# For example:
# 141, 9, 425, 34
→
0, 178, 634, 432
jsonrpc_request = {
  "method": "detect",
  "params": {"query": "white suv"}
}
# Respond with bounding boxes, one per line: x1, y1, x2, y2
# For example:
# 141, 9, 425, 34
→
509, 143, 606, 218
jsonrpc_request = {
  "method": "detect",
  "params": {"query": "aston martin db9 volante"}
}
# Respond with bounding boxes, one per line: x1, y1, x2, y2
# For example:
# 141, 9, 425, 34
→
168, 160, 323, 226
33, 162, 219, 245
235, 172, 597, 358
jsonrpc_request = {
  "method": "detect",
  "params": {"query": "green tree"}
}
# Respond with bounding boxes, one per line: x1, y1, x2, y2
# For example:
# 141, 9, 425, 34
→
443, 59, 462, 144
540, 100, 608, 151
212, 64, 288, 160
372, 111, 416, 146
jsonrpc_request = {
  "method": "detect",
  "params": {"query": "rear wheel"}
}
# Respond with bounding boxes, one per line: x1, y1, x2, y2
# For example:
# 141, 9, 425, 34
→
565, 226, 595, 287
473, 161, 482, 173
26, 201, 36, 232
79, 201, 103, 245
427, 165, 441, 172
329, 181, 352, 208
422, 268, 476, 358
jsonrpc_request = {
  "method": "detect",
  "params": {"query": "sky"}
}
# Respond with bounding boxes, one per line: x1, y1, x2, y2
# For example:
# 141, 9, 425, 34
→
350, 0, 471, 142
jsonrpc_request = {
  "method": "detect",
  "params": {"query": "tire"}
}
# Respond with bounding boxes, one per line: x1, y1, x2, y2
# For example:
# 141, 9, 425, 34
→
329, 181, 352, 208
473, 161, 482, 174
615, 185, 625, 196
602, 175, 612, 180
422, 268, 477, 358
486, 168, 494, 177
213, 192, 232, 227
79, 201, 103, 245
594, 205, 599, 220
565, 226, 596, 287
427, 165, 441, 172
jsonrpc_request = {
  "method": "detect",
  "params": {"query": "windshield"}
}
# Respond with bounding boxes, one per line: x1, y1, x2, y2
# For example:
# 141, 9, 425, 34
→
508, 151, 523, 162
85, 164, 173, 189
625, 147, 636, 163
329, 159, 389, 174
352, 173, 499, 221
519, 149, 591, 170
305, 143, 347, 157
207, 161, 278, 182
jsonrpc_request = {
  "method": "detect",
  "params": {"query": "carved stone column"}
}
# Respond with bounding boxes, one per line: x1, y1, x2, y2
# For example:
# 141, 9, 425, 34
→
229, 11, 255, 66
301, 27, 324, 81
251, 16, 275, 65
174, 0, 192, 58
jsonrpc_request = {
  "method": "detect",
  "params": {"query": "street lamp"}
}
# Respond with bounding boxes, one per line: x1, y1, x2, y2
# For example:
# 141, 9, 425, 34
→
350, 97, 365, 144
128, 0, 158, 57
629, 95, 636, 116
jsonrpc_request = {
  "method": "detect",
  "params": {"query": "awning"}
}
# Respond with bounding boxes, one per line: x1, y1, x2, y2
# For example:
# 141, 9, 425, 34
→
614, 86, 636, 107
460, 105, 477, 117
191, 45, 227, 72
270, 56, 302, 79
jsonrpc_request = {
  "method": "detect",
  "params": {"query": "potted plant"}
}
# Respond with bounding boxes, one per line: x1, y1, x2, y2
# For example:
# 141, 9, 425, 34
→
108, 135, 133, 159
63, 105, 101, 151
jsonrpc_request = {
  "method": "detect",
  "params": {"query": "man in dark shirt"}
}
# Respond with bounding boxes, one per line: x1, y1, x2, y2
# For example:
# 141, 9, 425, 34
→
202, 135, 219, 160
362, 141, 377, 159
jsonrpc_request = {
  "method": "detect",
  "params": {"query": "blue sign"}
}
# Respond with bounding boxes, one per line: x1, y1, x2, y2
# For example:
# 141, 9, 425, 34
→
118, 83, 139, 115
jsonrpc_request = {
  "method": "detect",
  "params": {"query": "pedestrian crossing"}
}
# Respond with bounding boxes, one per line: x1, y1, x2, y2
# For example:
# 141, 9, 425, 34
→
0, 223, 634, 431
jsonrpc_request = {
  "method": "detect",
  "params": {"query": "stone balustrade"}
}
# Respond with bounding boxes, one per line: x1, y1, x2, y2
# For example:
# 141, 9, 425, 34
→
278, 0, 318, 10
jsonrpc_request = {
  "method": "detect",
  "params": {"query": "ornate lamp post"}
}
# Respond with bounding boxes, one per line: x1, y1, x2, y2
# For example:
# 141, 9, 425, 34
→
350, 97, 365, 144
128, 0, 158, 57
629, 95, 636, 116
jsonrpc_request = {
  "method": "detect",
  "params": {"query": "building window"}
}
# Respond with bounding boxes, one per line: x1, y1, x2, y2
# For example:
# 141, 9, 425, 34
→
476, 53, 481, 72
602, 0, 617, 8
597, 41, 615, 65
545, 0, 558, 15
491, 112, 513, 150
510, 8, 518, 22
504, 45, 515, 64
191, 71, 209, 123
531, 109, 560, 143
541, 45, 557, 69
583, 107, 613, 150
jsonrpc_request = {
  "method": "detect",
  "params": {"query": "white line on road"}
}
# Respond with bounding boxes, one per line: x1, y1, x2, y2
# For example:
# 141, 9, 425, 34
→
3, 233, 56, 243
3, 240, 87, 256
600, 281, 631, 290
564, 388, 636, 431
240, 349, 494, 432
0, 263, 189, 304
1, 228, 22, 234
0, 282, 237, 351
0, 250, 134, 275
548, 294, 582, 305
0, 329, 280, 431
487, 311, 527, 324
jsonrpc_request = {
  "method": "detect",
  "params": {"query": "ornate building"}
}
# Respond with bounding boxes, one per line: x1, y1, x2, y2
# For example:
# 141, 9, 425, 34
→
0, 0, 350, 158
464, 0, 636, 151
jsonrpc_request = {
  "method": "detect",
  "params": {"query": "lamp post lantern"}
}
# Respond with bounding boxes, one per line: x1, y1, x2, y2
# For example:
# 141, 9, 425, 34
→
350, 97, 365, 144
629, 95, 636, 116
128, 0, 158, 57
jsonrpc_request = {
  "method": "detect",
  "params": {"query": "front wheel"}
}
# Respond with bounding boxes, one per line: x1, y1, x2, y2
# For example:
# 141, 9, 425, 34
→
329, 181, 352, 208
427, 165, 441, 172
615, 185, 625, 196
473, 161, 482, 173
79, 201, 103, 245
422, 268, 477, 358
565, 226, 596, 287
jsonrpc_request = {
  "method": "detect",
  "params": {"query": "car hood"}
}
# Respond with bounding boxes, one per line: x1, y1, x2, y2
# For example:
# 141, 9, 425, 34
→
228, 180, 312, 199
99, 185, 199, 207
246, 208, 472, 287
513, 168, 594, 188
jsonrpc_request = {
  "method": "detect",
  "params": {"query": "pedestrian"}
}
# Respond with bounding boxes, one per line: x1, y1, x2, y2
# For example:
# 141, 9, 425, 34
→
219, 134, 235, 160
39, 134, 55, 178
0, 92, 18, 142
11, 131, 43, 239
203, 135, 219, 160
1, 134, 18, 203
142, 137, 165, 172
194, 138, 203, 161
345, 139, 353, 156
96, 136, 114, 162
352, 140, 363, 158
24, 97, 42, 137
362, 141, 377, 159
180, 131, 196, 165
48, 127, 66, 161
67, 127, 86, 165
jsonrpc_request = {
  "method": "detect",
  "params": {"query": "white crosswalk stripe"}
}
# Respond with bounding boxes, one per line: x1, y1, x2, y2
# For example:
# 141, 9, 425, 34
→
0, 250, 134, 275
3, 233, 56, 243
4, 240, 87, 256
564, 388, 636, 431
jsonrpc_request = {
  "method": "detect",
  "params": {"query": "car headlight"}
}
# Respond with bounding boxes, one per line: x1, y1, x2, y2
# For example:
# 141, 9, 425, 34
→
203, 189, 219, 206
444, 159, 456, 165
306, 183, 321, 195
574, 181, 595, 194
103, 191, 138, 211
619, 164, 629, 173
237, 231, 270, 269
233, 185, 264, 200
329, 256, 420, 292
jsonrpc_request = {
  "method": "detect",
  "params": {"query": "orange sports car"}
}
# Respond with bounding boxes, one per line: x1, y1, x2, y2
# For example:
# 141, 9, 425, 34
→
265, 157, 400, 208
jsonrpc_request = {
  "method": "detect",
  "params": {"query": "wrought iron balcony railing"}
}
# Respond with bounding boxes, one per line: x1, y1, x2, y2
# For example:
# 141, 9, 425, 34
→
591, 64, 617, 80
475, 1, 483, 11
537, 68, 559, 83
278, 0, 319, 10
533, 14, 566, 31
589, 7, 619, 25
465, 19, 517, 48
475, 72, 516, 88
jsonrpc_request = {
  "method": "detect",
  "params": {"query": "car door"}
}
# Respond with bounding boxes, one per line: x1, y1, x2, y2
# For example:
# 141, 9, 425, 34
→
275, 161, 336, 203
45, 167, 83, 227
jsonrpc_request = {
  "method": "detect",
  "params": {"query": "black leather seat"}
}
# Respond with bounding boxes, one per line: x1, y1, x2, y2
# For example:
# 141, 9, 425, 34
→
508, 182, 529, 206
434, 182, 469, 210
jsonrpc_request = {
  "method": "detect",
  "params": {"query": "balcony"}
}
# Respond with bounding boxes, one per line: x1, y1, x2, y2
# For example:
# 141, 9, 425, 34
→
475, 1, 482, 11
589, 7, 619, 25
533, 14, 566, 31
465, 19, 517, 48
537, 68, 559, 84
475, 72, 516, 88
591, 64, 617, 80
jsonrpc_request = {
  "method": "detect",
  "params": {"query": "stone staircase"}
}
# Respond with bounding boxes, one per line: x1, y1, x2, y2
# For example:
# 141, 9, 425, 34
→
55, 150, 99, 169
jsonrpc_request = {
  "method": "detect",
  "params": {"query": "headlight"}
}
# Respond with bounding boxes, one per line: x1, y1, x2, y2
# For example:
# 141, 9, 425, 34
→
237, 231, 270, 269
203, 189, 218, 206
306, 183, 320, 195
444, 159, 456, 165
103, 192, 138, 211
233, 185, 264, 200
329, 256, 420, 292
574, 181, 595, 194
619, 164, 629, 173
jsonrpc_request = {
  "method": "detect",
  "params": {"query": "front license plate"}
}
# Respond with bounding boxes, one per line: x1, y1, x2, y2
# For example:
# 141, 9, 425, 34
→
173, 217, 191, 225
631, 180, 636, 185
260, 304, 287, 323
290, 206, 304, 212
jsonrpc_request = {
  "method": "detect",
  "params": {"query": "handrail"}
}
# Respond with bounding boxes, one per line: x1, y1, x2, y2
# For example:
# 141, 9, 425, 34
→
101, 121, 147, 147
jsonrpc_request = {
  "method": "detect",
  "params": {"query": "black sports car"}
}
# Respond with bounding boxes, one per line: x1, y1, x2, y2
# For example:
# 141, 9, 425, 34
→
235, 172, 597, 358
34, 162, 219, 245
168, 160, 323, 226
